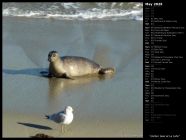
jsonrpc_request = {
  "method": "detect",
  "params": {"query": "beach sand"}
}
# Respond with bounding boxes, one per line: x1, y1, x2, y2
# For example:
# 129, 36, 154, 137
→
3, 17, 143, 137
3, 111, 142, 137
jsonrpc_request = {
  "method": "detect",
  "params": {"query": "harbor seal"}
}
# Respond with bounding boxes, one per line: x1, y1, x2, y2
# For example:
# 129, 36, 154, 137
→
46, 51, 115, 79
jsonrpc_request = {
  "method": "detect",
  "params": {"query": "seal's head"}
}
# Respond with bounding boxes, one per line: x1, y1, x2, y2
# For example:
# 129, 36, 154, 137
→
48, 51, 60, 62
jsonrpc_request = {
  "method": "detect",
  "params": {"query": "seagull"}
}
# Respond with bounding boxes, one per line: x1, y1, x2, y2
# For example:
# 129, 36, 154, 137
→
45, 106, 74, 133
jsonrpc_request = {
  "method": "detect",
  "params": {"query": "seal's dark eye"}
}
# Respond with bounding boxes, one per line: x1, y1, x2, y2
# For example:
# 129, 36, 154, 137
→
52, 54, 56, 57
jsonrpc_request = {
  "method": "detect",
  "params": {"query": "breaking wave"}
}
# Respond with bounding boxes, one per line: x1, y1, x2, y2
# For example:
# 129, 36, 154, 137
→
3, 2, 143, 21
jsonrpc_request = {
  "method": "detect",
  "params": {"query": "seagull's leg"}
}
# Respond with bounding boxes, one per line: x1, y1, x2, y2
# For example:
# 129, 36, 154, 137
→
61, 124, 63, 133
58, 124, 62, 133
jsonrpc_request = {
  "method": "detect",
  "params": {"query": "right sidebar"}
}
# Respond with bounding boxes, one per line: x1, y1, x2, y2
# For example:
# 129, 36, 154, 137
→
144, 1, 185, 139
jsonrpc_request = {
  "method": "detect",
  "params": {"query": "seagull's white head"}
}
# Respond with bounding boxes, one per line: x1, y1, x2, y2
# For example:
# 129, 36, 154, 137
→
65, 106, 73, 113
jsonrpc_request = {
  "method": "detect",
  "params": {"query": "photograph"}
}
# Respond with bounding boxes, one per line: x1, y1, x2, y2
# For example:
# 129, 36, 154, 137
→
2, 2, 143, 138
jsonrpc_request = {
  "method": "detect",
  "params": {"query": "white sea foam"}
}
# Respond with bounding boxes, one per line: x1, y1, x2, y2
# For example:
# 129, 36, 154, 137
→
3, 2, 143, 21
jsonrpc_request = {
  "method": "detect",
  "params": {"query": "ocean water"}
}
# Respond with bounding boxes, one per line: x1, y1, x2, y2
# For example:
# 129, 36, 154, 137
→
3, 2, 143, 137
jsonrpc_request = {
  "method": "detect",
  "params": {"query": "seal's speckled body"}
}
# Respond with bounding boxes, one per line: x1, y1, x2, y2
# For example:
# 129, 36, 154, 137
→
48, 51, 115, 79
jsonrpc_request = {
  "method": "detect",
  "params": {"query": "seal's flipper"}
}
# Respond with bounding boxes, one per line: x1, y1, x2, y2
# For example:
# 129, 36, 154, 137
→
99, 68, 115, 75
60, 73, 74, 80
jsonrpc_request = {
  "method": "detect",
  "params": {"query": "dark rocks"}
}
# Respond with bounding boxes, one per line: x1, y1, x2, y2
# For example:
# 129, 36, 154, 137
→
31, 133, 54, 138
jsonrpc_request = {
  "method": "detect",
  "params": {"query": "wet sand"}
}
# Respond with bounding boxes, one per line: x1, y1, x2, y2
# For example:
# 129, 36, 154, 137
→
3, 17, 143, 137
3, 111, 142, 137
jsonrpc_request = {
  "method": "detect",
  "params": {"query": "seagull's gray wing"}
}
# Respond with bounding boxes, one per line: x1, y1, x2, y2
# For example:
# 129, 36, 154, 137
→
59, 113, 66, 122
50, 112, 65, 123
